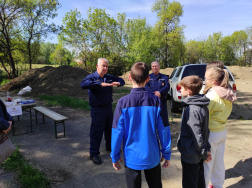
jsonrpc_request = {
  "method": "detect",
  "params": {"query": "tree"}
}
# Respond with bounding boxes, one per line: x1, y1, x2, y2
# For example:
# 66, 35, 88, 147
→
231, 30, 249, 65
22, 0, 61, 69
204, 32, 223, 61
49, 42, 74, 66
59, 9, 91, 68
0, 0, 25, 77
220, 36, 235, 64
38, 41, 56, 64
152, 0, 184, 68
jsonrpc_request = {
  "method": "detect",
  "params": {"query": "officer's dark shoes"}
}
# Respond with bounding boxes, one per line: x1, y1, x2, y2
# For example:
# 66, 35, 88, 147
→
90, 156, 102, 165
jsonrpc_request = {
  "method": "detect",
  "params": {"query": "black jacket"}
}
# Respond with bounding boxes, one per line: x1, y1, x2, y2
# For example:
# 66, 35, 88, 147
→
177, 94, 211, 164
0, 99, 13, 131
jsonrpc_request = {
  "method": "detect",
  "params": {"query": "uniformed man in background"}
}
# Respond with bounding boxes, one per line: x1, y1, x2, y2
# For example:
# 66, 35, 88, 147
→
81, 58, 125, 165
145, 61, 170, 128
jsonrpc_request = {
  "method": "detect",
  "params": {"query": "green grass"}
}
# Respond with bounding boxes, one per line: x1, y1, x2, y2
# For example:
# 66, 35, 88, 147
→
238, 116, 245, 120
3, 149, 25, 171
0, 78, 10, 86
169, 117, 176, 124
2, 149, 50, 188
18, 165, 50, 188
38, 94, 119, 112
37, 95, 90, 111
245, 104, 248, 106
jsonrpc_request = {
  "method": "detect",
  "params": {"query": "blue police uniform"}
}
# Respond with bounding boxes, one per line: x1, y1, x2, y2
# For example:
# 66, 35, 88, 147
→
145, 73, 170, 127
81, 71, 125, 157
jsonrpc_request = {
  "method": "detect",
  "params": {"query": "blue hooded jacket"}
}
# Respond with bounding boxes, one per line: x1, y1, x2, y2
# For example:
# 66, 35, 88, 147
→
111, 88, 171, 170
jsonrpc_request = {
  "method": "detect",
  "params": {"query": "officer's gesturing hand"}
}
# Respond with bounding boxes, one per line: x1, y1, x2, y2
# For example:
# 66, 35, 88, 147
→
101, 83, 113, 87
153, 91, 161, 98
111, 82, 120, 86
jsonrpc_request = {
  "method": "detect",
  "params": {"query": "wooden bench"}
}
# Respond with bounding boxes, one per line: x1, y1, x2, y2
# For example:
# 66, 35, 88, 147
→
33, 106, 67, 139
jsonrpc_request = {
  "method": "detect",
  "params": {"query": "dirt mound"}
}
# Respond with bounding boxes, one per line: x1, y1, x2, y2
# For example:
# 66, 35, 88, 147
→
226, 66, 252, 80
0, 66, 90, 99
160, 68, 174, 77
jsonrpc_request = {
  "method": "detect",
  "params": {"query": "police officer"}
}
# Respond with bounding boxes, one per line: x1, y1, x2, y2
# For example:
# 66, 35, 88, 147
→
145, 61, 170, 127
81, 58, 125, 165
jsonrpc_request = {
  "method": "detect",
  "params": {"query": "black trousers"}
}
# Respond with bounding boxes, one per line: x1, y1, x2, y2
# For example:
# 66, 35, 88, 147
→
181, 159, 205, 188
125, 164, 162, 188
89, 105, 113, 157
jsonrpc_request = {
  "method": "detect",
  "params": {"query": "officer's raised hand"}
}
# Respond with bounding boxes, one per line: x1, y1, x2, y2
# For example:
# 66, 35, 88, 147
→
101, 82, 113, 87
111, 82, 121, 86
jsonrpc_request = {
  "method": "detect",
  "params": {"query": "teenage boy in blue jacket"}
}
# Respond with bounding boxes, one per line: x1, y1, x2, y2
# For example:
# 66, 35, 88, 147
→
111, 62, 171, 188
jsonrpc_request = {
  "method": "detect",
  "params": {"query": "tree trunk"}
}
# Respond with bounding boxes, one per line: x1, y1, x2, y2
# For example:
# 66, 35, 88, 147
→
28, 39, 32, 69
7, 51, 16, 78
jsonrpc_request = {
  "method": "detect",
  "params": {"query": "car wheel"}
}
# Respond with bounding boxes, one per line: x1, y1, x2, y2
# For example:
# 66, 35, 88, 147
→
170, 95, 179, 113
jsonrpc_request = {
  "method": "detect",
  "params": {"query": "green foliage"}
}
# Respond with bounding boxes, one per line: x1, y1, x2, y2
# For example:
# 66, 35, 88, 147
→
49, 41, 75, 66
60, 1, 185, 70
18, 165, 51, 188
185, 29, 252, 66
2, 149, 51, 188
151, 0, 185, 67
38, 42, 57, 64
37, 95, 90, 111
3, 149, 26, 171
0, 78, 10, 86
0, 0, 61, 77
238, 116, 244, 120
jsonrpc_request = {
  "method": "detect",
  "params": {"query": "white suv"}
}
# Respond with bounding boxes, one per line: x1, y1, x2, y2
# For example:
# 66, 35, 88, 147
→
168, 64, 236, 112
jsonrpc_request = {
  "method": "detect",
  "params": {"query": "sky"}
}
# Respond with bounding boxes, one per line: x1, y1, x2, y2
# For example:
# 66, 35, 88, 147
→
46, 0, 252, 43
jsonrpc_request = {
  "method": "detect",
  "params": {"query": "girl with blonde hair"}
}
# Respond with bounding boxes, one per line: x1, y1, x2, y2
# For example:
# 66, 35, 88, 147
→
204, 67, 237, 188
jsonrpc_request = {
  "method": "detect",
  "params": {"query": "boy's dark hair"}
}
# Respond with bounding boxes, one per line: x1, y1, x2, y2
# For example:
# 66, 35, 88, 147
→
206, 61, 224, 70
130, 62, 149, 84
179, 76, 203, 95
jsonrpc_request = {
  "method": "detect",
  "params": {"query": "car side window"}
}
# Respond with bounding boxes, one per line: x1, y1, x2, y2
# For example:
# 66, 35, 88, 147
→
170, 69, 177, 79
175, 67, 183, 77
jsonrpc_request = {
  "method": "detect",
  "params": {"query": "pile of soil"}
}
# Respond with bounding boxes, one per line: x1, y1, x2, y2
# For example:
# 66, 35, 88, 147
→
1, 65, 251, 100
0, 65, 90, 99
226, 66, 252, 80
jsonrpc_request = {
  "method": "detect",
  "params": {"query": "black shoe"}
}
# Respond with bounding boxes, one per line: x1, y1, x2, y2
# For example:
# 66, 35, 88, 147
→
90, 156, 102, 165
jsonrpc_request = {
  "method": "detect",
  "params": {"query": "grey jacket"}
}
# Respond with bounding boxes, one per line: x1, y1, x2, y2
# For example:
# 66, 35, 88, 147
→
177, 94, 211, 164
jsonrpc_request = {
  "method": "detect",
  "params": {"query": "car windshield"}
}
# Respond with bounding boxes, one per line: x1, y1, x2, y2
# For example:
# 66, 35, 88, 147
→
181, 65, 206, 79
181, 65, 234, 81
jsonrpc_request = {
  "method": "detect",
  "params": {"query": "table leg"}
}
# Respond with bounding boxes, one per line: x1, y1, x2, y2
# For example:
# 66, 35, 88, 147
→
29, 107, 33, 133
35, 110, 38, 124
63, 121, 65, 137
54, 121, 57, 139
13, 122, 15, 136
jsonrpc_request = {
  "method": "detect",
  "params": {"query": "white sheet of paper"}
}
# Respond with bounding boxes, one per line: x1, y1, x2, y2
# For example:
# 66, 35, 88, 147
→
6, 106, 23, 116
